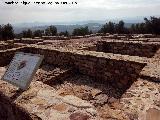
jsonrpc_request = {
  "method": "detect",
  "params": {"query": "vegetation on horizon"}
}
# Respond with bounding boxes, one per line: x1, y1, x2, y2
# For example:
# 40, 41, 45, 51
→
99, 16, 160, 35
72, 26, 92, 36
0, 16, 160, 40
0, 24, 14, 40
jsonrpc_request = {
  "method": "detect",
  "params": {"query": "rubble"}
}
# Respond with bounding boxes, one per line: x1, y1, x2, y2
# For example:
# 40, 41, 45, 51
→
0, 35, 160, 120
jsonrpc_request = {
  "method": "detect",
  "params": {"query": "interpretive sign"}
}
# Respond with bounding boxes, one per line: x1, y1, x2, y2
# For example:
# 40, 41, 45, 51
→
2, 52, 44, 90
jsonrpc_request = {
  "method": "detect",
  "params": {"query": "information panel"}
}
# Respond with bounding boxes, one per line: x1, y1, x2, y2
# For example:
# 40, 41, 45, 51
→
2, 52, 44, 90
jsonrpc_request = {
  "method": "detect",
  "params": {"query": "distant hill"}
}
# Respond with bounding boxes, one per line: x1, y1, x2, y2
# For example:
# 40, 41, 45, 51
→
13, 23, 103, 34
13, 21, 136, 34
125, 23, 134, 28
10, 16, 160, 34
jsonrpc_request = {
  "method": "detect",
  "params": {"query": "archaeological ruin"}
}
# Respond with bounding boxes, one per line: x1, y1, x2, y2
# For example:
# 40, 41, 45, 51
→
0, 35, 160, 120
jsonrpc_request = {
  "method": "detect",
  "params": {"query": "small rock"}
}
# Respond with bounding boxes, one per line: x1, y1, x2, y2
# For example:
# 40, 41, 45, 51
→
81, 92, 93, 100
68, 107, 76, 113
94, 94, 108, 106
146, 108, 160, 120
48, 109, 70, 120
53, 103, 68, 112
154, 100, 160, 107
31, 97, 46, 105
62, 95, 93, 108
91, 89, 102, 98
69, 112, 90, 120
108, 97, 117, 104
37, 89, 57, 98
99, 106, 128, 120
122, 92, 134, 98
86, 108, 97, 116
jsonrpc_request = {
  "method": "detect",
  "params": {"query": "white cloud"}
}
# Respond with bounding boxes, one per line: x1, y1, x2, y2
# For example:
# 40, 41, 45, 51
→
0, 0, 160, 24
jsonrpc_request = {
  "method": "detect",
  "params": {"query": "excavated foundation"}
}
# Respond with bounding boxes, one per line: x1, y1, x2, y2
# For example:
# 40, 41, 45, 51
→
96, 41, 159, 58
0, 39, 159, 120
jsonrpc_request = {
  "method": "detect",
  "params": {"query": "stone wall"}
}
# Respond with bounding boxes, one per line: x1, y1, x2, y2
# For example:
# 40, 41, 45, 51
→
0, 47, 26, 66
74, 57, 145, 89
42, 36, 70, 40
0, 44, 21, 50
81, 46, 97, 51
14, 39, 44, 44
21, 46, 147, 90
22, 47, 74, 67
0, 45, 147, 90
96, 41, 160, 58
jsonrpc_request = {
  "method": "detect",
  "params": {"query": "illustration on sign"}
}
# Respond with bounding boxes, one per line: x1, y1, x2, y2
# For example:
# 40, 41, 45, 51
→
2, 52, 44, 90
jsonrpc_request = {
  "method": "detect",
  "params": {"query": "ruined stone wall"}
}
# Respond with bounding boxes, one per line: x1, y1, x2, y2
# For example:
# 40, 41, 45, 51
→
14, 39, 43, 44
0, 47, 26, 66
81, 46, 97, 51
0, 45, 147, 90
73, 54, 145, 89
0, 44, 21, 50
22, 47, 74, 67
97, 41, 160, 58
22, 46, 146, 90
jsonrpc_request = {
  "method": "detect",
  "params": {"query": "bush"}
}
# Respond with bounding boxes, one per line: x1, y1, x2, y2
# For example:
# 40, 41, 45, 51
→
72, 26, 89, 36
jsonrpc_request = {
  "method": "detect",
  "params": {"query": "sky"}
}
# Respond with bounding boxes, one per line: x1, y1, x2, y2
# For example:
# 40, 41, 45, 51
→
0, 0, 160, 24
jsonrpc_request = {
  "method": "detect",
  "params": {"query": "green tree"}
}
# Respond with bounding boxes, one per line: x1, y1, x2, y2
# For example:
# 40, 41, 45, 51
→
150, 17, 159, 34
34, 30, 42, 37
45, 27, 50, 36
0, 25, 2, 40
15, 33, 23, 39
59, 31, 69, 36
144, 17, 151, 33
22, 29, 33, 38
26, 29, 32, 38
130, 16, 160, 35
100, 21, 115, 34
72, 26, 89, 36
89, 30, 93, 34
22, 31, 27, 38
45, 26, 57, 36
130, 24, 136, 34
139, 23, 146, 34
50, 26, 57, 35
1, 24, 14, 40
115, 20, 125, 34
